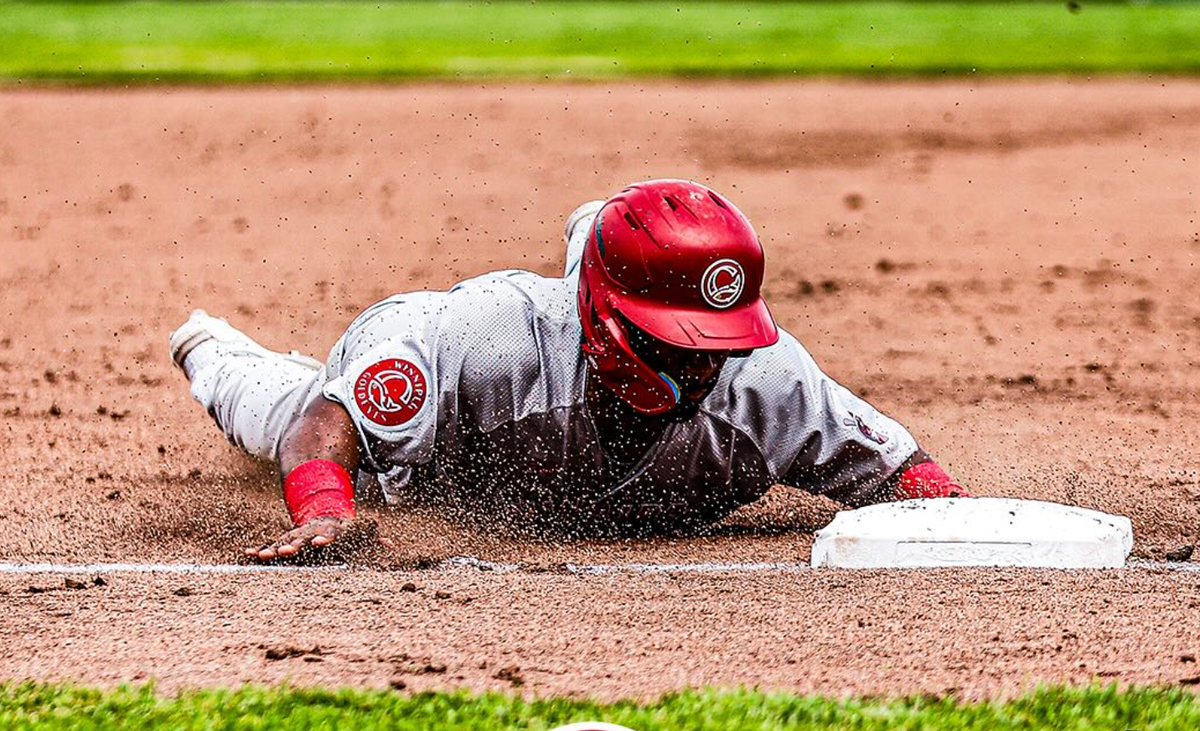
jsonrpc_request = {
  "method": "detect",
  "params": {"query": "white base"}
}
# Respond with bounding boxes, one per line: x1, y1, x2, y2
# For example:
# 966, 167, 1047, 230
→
811, 498, 1133, 569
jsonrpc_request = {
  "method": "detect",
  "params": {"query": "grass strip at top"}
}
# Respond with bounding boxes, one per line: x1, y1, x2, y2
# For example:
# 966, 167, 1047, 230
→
2, 0, 1200, 83
3, 683, 1200, 730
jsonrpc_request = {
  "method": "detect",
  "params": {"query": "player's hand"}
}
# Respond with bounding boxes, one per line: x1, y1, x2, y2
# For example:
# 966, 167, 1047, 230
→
245, 516, 379, 562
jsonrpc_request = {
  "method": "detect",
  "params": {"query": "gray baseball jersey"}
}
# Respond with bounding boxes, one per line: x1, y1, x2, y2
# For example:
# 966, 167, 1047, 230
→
319, 269, 919, 536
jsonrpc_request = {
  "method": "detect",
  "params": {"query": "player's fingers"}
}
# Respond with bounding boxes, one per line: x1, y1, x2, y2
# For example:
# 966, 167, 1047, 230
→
275, 538, 305, 557
310, 533, 336, 547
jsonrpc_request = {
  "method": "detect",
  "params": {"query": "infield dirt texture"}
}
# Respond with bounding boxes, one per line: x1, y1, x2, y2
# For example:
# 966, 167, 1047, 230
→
2, 80, 1199, 698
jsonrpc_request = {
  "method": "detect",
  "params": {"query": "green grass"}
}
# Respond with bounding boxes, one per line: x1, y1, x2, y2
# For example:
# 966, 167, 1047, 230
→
2, 1, 1200, 83
3, 684, 1200, 730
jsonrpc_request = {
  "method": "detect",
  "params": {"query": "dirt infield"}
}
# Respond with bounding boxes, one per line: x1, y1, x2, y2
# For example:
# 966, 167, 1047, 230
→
2, 79, 1200, 697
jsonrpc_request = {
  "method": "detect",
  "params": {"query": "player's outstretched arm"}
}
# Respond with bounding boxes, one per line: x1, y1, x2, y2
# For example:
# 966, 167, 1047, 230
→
245, 396, 373, 562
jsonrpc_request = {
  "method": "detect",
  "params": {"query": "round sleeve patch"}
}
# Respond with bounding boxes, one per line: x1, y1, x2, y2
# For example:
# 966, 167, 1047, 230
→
353, 358, 428, 427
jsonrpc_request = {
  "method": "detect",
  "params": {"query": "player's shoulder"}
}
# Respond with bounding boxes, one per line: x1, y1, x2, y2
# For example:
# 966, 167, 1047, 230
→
718, 327, 818, 389
701, 327, 821, 426
698, 327, 823, 475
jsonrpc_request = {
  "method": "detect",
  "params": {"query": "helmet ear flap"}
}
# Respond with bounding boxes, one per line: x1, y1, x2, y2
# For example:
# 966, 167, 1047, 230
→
578, 268, 679, 415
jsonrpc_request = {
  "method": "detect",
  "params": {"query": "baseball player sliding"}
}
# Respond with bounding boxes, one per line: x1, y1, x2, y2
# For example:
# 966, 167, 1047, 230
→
169, 180, 969, 562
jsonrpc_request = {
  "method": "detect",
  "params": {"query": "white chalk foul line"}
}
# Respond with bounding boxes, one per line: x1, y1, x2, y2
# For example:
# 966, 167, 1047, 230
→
442, 555, 806, 574
0, 562, 347, 575
0, 557, 1193, 575
0, 558, 803, 576
1127, 558, 1200, 573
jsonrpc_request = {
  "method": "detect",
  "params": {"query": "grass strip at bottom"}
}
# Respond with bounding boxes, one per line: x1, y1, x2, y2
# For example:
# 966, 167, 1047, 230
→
2, 682, 1200, 730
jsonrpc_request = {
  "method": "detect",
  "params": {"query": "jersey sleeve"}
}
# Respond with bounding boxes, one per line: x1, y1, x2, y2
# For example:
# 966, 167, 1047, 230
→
727, 330, 920, 506
320, 292, 444, 472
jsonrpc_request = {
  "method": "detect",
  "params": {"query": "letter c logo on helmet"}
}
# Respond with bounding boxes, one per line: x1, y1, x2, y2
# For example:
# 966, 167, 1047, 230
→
701, 258, 745, 309
576, 179, 779, 415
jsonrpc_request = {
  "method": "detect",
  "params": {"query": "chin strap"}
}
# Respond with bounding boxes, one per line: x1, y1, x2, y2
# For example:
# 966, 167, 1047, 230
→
894, 461, 971, 500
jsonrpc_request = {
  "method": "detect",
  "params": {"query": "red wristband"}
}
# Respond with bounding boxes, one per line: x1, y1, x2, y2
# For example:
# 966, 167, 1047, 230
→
895, 461, 971, 500
283, 459, 356, 527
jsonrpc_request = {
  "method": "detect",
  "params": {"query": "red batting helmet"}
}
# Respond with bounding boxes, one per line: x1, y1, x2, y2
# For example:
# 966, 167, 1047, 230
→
577, 179, 779, 414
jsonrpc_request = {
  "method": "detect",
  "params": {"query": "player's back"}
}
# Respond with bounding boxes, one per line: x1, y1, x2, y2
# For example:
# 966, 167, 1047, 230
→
433, 269, 589, 434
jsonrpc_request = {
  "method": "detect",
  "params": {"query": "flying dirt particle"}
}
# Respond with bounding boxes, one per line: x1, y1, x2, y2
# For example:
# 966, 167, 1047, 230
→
157, 445, 167, 455
63, 578, 92, 590
48, 404, 62, 417
875, 258, 896, 273
400, 582, 418, 592
26, 586, 50, 594
42, 370, 57, 384
494, 665, 525, 687
92, 577, 106, 587
388, 678, 408, 691
173, 587, 195, 597
1165, 545, 1194, 562
1181, 654, 1196, 664
105, 490, 121, 500
1066, 1, 1081, 13
794, 280, 816, 297
96, 406, 107, 415
843, 193, 864, 211
188, 468, 202, 480
109, 410, 129, 421
434, 590, 451, 600
820, 280, 840, 294
1181, 676, 1200, 686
